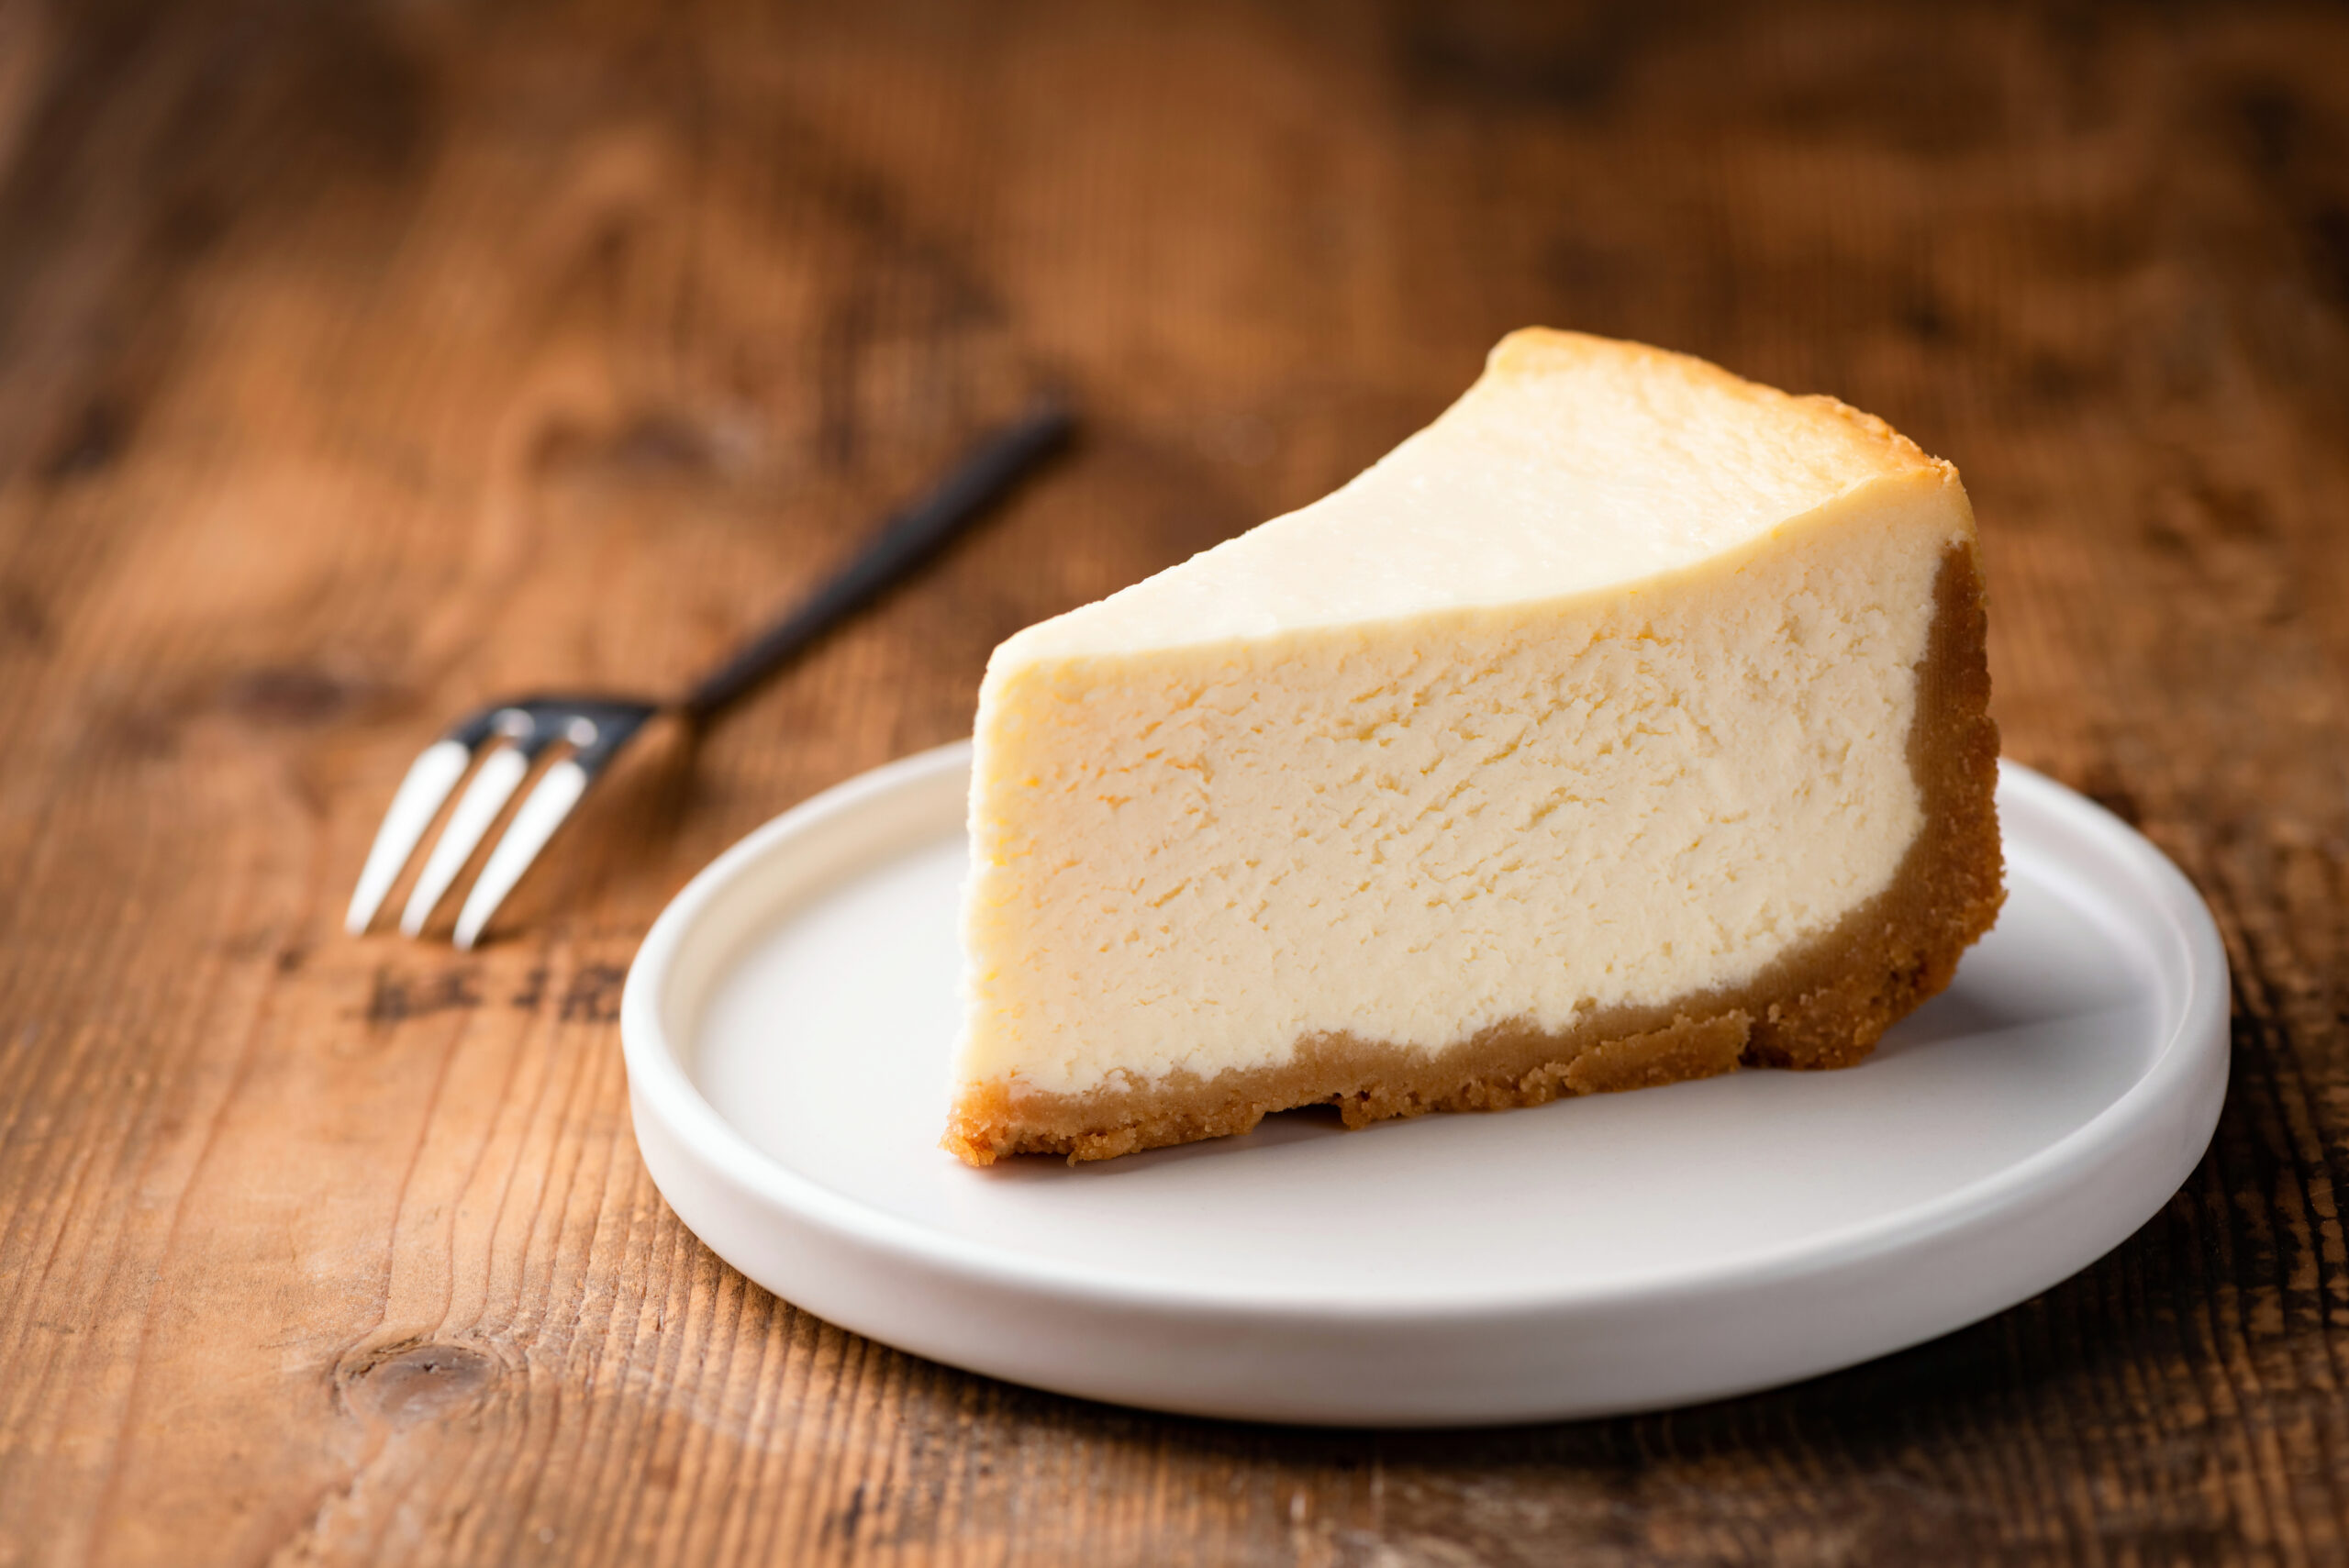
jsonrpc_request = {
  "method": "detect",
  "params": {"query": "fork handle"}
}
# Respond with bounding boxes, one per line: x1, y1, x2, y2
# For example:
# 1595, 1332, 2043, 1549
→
677, 402, 1074, 724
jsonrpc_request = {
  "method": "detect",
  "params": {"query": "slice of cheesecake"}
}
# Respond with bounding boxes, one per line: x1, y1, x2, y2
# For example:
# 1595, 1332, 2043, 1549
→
946, 329, 2002, 1165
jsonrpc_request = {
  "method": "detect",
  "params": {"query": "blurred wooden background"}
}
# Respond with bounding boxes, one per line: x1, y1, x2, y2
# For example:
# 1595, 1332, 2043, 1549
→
3, 1, 2347, 1562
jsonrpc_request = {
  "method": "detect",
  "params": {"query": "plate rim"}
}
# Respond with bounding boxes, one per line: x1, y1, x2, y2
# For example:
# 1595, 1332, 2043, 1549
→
620, 743, 2230, 1324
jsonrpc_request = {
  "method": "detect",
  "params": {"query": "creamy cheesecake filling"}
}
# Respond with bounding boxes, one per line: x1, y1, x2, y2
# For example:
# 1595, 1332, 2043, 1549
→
957, 479, 1958, 1104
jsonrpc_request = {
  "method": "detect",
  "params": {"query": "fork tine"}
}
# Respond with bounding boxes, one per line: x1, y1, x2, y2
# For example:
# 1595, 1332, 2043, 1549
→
346, 740, 476, 935
451, 759, 591, 951
399, 743, 536, 936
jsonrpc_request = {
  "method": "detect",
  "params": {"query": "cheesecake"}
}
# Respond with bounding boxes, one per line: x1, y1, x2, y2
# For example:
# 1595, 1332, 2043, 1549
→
945, 329, 2002, 1165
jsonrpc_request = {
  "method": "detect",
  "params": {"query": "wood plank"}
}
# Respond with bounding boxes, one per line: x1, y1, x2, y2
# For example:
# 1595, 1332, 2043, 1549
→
0, 1, 2345, 1562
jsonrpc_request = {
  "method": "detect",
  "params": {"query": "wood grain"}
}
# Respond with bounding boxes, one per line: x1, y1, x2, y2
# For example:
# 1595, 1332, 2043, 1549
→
2, 1, 2346, 1562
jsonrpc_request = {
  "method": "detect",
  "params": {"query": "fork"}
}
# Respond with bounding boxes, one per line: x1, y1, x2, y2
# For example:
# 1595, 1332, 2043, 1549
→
345, 402, 1073, 949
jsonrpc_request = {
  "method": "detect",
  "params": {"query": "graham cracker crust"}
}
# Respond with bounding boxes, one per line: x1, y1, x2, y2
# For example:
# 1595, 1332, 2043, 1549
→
945, 546, 2004, 1165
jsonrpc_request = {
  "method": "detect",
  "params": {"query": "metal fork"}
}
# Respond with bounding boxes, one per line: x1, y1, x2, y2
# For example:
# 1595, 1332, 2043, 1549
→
345, 403, 1072, 949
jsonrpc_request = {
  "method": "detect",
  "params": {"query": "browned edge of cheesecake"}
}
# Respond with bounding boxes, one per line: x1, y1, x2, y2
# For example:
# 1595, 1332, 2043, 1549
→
944, 544, 2006, 1166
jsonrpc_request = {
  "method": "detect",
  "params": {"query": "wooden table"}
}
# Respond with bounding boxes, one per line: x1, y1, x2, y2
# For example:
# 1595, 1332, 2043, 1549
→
4, 2, 2346, 1562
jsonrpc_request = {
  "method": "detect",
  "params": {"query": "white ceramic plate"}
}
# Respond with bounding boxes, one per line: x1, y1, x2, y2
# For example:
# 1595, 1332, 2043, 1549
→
621, 744, 2229, 1427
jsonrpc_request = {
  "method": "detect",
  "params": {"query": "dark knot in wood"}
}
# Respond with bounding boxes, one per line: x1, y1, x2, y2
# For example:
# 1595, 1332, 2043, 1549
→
338, 1340, 497, 1423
